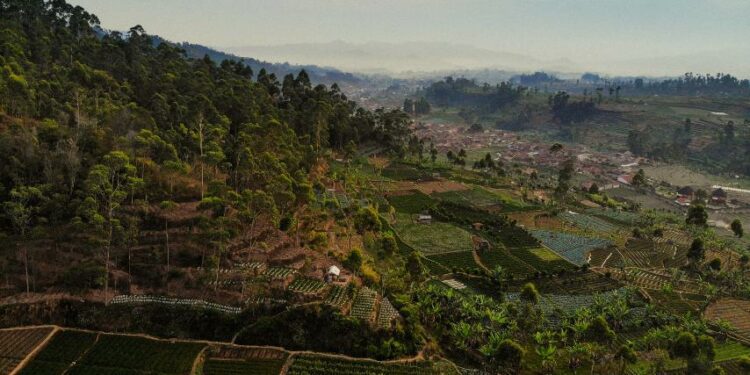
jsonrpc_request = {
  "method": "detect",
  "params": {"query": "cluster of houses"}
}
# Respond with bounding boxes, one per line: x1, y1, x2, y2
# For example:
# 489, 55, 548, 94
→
675, 186, 733, 208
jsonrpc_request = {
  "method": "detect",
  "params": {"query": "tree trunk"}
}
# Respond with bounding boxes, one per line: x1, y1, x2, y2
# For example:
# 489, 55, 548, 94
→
165, 218, 170, 275
23, 246, 29, 295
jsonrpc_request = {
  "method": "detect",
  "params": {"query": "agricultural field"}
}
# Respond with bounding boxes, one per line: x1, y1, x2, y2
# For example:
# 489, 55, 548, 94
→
509, 246, 575, 273
476, 248, 535, 277
381, 163, 435, 181
705, 299, 750, 340
530, 230, 612, 266
387, 191, 436, 214
0, 327, 55, 375
433, 186, 531, 211
588, 247, 624, 268
323, 285, 352, 307
559, 211, 620, 233
622, 238, 682, 268
287, 354, 457, 375
203, 359, 285, 375
526, 272, 622, 295
266, 267, 297, 279
426, 251, 482, 272
585, 208, 642, 225
506, 211, 567, 231
19, 330, 98, 375
393, 213, 474, 255
288, 277, 327, 294
376, 297, 401, 329
70, 334, 205, 374
350, 287, 378, 321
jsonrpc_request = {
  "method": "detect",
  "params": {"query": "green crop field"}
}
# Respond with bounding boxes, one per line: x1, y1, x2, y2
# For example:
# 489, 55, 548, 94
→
287, 354, 457, 375
387, 191, 436, 214
203, 358, 286, 375
476, 248, 535, 276
71, 334, 205, 374
19, 330, 99, 375
426, 251, 481, 272
433, 186, 530, 211
393, 213, 474, 255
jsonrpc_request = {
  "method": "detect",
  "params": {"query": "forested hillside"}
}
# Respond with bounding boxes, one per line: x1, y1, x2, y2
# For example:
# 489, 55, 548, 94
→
0, 0, 410, 298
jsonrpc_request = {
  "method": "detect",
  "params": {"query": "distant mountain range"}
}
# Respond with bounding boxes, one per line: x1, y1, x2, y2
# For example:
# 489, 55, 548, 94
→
224, 41, 577, 75
150, 36, 362, 85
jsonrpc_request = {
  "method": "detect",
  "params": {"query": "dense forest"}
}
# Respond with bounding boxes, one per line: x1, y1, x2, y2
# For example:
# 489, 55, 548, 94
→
629, 73, 750, 96
0, 0, 410, 295
421, 77, 526, 113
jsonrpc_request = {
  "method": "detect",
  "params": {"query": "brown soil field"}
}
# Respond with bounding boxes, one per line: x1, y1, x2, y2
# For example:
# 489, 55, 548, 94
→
705, 298, 750, 338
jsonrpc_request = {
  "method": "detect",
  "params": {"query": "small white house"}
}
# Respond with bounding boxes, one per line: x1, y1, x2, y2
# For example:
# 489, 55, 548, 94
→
325, 265, 341, 282
417, 214, 432, 224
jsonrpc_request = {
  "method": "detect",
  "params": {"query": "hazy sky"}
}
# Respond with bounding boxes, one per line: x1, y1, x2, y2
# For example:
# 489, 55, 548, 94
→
70, 0, 750, 75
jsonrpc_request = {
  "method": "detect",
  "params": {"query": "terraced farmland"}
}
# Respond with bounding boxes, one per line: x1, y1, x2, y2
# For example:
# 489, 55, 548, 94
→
706, 299, 750, 340
560, 211, 619, 233
426, 251, 482, 272
19, 330, 98, 375
530, 230, 612, 266
71, 334, 205, 374
0, 327, 55, 375
387, 190, 436, 214
433, 186, 530, 212
476, 248, 535, 276
376, 297, 401, 329
508, 246, 575, 273
393, 214, 474, 255
530, 272, 622, 295
585, 208, 642, 225
288, 277, 327, 294
287, 354, 456, 375
324, 285, 352, 307
203, 358, 285, 375
622, 238, 681, 268
350, 287, 378, 321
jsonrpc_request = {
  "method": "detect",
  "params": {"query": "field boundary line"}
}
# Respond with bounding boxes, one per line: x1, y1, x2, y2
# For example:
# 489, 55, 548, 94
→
8, 326, 59, 375
62, 332, 100, 375
190, 345, 209, 375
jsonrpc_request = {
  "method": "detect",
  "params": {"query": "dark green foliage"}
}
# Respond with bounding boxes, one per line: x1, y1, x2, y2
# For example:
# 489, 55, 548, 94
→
519, 283, 539, 304
387, 191, 436, 214
549, 91, 597, 125
354, 206, 382, 233
585, 316, 615, 343
686, 205, 708, 226
688, 238, 705, 264
235, 304, 420, 360
423, 76, 524, 114
58, 261, 106, 291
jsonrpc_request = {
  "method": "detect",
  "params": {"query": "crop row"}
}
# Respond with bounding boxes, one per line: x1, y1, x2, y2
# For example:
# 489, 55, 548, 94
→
426, 251, 481, 272
350, 287, 378, 321
203, 358, 285, 375
441, 279, 467, 290
287, 354, 448, 375
0, 327, 53, 360
477, 248, 535, 276
585, 208, 641, 225
288, 277, 327, 294
75, 334, 205, 374
265, 267, 297, 279
110, 295, 242, 314
377, 297, 401, 329
560, 211, 619, 233
530, 230, 612, 266
324, 285, 351, 307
